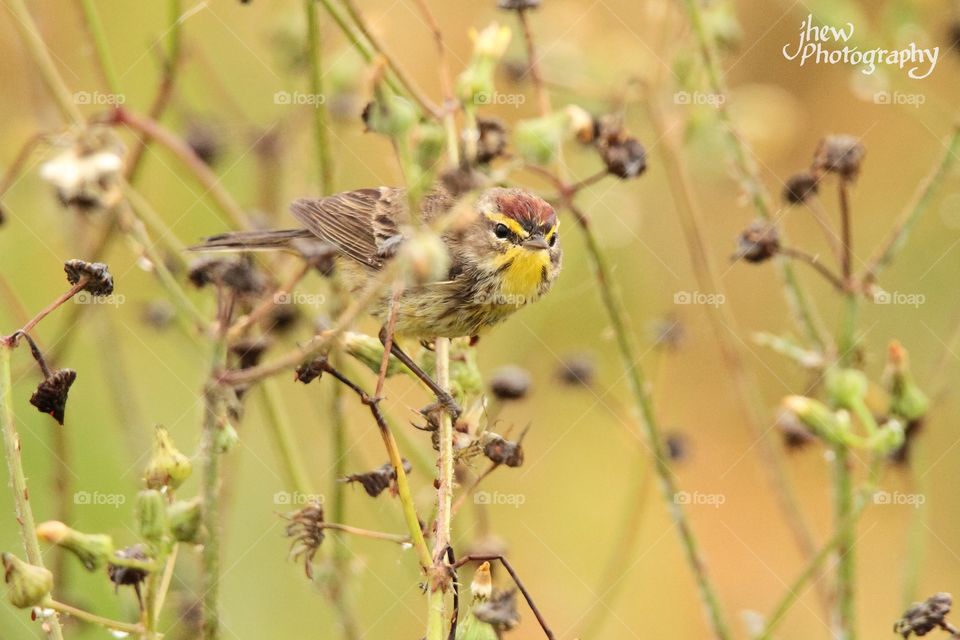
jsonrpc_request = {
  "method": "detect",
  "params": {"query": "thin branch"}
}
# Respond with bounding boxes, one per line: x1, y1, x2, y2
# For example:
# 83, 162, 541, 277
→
78, 0, 121, 95
516, 9, 551, 117
303, 0, 334, 192
44, 598, 140, 635
779, 247, 846, 292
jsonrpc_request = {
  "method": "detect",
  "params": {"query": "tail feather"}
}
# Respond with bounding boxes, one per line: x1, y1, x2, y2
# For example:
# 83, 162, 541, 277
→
189, 229, 315, 253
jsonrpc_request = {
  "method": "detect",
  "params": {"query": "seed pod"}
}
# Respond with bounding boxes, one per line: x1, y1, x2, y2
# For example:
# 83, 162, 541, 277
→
2, 553, 53, 609
489, 366, 531, 400
137, 490, 168, 544
735, 221, 780, 263
884, 341, 929, 423
895, 592, 953, 638
284, 503, 325, 579
64, 259, 114, 295
555, 354, 595, 386
813, 134, 866, 180
36, 520, 114, 571
782, 172, 819, 205
167, 497, 203, 544
29, 369, 77, 425
295, 358, 326, 384
145, 426, 193, 490
343, 460, 412, 498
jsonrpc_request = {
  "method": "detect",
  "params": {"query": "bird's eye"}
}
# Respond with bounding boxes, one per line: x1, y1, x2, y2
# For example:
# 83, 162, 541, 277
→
493, 223, 511, 239
548, 233, 558, 247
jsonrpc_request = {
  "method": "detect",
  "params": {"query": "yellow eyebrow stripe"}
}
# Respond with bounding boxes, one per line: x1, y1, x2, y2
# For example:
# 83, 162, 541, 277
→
484, 212, 528, 238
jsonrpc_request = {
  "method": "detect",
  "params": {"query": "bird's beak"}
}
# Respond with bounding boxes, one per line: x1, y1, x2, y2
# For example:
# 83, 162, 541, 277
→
522, 236, 550, 251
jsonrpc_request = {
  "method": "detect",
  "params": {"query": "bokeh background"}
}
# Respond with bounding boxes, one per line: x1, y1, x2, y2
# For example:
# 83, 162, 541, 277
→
1, 0, 960, 638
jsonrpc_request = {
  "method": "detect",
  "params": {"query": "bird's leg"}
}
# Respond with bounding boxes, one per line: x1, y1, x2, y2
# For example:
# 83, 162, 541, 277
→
378, 326, 462, 420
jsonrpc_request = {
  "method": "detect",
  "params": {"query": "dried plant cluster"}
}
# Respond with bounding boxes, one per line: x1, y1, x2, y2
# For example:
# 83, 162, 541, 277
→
0, 1, 958, 639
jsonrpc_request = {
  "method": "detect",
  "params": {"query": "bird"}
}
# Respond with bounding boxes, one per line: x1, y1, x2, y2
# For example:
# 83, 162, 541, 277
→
192, 185, 562, 411
193, 185, 562, 339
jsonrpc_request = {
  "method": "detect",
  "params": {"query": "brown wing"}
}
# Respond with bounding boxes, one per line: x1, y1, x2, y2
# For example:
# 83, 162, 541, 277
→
289, 188, 406, 270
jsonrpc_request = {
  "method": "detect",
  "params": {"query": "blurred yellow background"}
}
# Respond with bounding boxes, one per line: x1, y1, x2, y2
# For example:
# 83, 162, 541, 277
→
1, 0, 960, 638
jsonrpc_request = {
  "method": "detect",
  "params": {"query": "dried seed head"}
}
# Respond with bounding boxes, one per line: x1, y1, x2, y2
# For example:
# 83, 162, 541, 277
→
483, 434, 524, 467
187, 258, 265, 295
29, 369, 77, 425
295, 358, 326, 384
475, 117, 509, 165
813, 135, 866, 180
556, 354, 595, 386
782, 171, 820, 205
263, 304, 300, 335
283, 503, 325, 579
475, 588, 521, 631
735, 221, 780, 263
895, 592, 953, 638
107, 545, 150, 593
489, 365, 531, 400
64, 259, 114, 296
230, 338, 271, 370
595, 117, 646, 179
2, 553, 53, 609
498, 0, 540, 9
343, 460, 412, 498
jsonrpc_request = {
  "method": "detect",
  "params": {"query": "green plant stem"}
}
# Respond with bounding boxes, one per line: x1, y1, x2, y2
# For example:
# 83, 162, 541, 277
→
303, 0, 333, 192
0, 345, 65, 640
566, 203, 732, 640
864, 121, 960, 283
680, 0, 826, 350
200, 339, 228, 640
3, 0, 84, 125
78, 0, 121, 95
832, 443, 855, 640
44, 598, 140, 635
427, 336, 454, 640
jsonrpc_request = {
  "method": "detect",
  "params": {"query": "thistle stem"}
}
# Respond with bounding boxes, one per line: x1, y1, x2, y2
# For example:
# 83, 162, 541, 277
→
44, 598, 139, 635
12, 279, 88, 339
303, 0, 334, 192
200, 338, 228, 640
0, 345, 65, 640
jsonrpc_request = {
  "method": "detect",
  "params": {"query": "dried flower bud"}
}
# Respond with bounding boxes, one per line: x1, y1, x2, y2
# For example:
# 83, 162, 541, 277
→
231, 337, 271, 370
735, 222, 780, 263
188, 258, 227, 288
263, 304, 300, 335
2, 553, 53, 609
167, 497, 203, 544
566, 105, 596, 145
596, 127, 647, 180
64, 259, 114, 296
556, 354, 594, 386
782, 172, 819, 205
221, 261, 267, 295
29, 368, 76, 425
343, 460, 412, 498
489, 365, 531, 400
144, 426, 193, 490
895, 592, 953, 638
782, 396, 846, 445
885, 341, 929, 423
475, 117, 509, 164
37, 520, 114, 571
483, 434, 524, 467
284, 503, 325, 579
107, 545, 150, 595
498, 0, 540, 9
475, 589, 521, 632
362, 95, 417, 138
136, 490, 168, 544
471, 561, 493, 601
813, 134, 866, 180
295, 358, 326, 384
